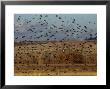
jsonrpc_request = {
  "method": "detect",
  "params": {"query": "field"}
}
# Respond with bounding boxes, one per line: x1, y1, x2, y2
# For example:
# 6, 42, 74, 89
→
14, 40, 97, 76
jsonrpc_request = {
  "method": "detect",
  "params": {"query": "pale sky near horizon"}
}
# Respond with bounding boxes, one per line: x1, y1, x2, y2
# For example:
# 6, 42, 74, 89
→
14, 14, 97, 42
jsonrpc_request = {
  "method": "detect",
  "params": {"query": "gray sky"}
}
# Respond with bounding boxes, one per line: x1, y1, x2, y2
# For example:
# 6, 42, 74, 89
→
14, 14, 97, 42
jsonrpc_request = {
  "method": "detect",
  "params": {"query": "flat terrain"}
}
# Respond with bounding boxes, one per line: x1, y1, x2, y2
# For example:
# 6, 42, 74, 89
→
14, 40, 97, 76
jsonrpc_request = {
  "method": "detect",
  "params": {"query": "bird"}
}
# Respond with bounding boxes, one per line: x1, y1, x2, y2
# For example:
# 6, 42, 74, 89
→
84, 26, 87, 29
56, 15, 58, 17
59, 17, 62, 19
22, 36, 25, 38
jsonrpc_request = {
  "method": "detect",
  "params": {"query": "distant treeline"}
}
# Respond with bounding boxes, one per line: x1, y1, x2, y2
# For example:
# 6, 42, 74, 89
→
14, 40, 97, 46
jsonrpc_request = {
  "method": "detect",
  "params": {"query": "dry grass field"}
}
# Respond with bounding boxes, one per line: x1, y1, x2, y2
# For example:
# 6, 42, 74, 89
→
14, 40, 97, 76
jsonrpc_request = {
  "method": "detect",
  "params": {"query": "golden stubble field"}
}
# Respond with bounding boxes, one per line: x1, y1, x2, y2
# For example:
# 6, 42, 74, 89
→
14, 40, 97, 76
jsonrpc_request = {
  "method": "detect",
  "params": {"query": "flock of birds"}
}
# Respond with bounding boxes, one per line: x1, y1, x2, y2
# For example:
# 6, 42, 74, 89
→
14, 14, 97, 42
14, 14, 97, 76
14, 40, 97, 76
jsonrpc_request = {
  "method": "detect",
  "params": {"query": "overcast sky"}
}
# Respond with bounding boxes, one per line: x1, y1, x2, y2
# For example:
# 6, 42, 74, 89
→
14, 14, 97, 42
